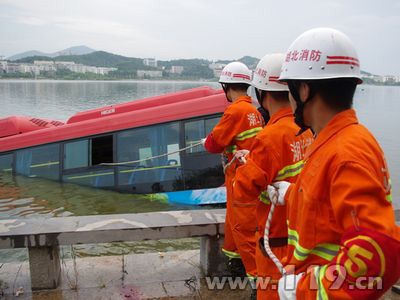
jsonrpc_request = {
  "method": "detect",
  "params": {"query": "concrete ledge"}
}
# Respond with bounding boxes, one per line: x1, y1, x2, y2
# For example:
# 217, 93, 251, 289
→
0, 209, 226, 248
0, 209, 227, 291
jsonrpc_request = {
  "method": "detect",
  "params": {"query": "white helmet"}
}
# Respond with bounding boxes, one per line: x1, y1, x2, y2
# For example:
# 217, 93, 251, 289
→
279, 27, 362, 83
219, 62, 252, 85
252, 53, 289, 91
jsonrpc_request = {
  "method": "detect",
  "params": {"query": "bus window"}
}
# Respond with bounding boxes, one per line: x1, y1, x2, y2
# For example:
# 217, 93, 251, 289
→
16, 144, 60, 180
205, 117, 220, 135
0, 153, 13, 172
64, 140, 89, 169
184, 116, 221, 154
91, 135, 113, 165
184, 120, 205, 153
117, 122, 182, 193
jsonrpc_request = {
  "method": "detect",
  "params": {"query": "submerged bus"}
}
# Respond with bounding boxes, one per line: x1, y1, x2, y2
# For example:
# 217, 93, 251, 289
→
0, 87, 230, 206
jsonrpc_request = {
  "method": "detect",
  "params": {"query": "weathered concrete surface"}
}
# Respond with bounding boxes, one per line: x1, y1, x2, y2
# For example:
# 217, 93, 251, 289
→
0, 209, 226, 249
0, 250, 251, 299
200, 235, 229, 277
28, 246, 61, 290
0, 250, 400, 299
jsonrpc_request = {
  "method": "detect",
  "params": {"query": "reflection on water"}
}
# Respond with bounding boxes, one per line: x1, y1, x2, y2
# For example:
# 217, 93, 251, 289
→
0, 172, 200, 262
0, 172, 173, 219
0, 80, 219, 121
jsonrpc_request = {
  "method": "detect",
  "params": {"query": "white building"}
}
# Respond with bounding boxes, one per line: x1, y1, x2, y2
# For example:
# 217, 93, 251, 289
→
383, 75, 399, 83
170, 66, 184, 75
0, 60, 8, 73
55, 61, 76, 69
33, 61, 56, 72
209, 62, 227, 78
143, 58, 157, 68
97, 67, 117, 75
34, 60, 54, 65
137, 70, 162, 78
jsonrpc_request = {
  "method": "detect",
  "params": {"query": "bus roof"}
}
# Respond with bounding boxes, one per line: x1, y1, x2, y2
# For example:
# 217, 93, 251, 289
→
0, 87, 228, 152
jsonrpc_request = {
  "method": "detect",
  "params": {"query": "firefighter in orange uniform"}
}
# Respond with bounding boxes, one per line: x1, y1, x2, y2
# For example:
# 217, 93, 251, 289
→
203, 62, 263, 278
267, 27, 400, 299
232, 53, 313, 300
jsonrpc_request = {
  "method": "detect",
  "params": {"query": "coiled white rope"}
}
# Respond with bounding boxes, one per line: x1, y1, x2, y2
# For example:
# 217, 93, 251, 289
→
99, 141, 203, 166
263, 188, 287, 276
221, 155, 238, 174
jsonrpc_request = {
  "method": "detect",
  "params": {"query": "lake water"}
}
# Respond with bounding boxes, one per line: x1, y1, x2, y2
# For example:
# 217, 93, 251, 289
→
0, 80, 399, 261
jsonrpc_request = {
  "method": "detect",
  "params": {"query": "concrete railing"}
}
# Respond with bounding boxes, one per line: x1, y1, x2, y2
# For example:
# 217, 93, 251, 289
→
0, 209, 227, 290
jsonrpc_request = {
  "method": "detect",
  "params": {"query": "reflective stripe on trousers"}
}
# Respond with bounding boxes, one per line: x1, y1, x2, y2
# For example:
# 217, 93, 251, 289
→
222, 248, 241, 259
287, 227, 340, 262
315, 265, 329, 300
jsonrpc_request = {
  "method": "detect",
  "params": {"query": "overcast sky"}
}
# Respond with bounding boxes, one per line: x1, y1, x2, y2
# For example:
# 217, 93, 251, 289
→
0, 0, 399, 75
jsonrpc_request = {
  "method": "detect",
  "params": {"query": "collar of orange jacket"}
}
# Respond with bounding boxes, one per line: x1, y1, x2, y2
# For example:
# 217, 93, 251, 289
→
305, 108, 359, 160
267, 106, 293, 126
233, 95, 252, 104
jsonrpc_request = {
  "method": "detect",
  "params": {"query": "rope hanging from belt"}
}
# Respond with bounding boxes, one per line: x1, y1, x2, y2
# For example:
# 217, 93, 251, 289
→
263, 188, 287, 276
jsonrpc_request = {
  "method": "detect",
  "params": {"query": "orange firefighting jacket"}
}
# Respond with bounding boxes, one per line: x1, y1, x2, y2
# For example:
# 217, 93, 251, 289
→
204, 95, 263, 259
284, 109, 400, 299
204, 96, 263, 161
233, 106, 313, 239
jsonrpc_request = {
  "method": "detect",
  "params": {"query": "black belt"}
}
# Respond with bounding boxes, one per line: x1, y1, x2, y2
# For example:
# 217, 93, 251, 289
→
258, 237, 288, 258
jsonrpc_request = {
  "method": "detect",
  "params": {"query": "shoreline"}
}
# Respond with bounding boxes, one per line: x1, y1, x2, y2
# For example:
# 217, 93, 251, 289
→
0, 78, 399, 87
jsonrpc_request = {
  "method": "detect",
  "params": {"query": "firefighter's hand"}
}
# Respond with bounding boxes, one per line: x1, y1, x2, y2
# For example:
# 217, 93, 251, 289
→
200, 138, 206, 145
234, 149, 250, 164
266, 181, 291, 205
278, 273, 304, 300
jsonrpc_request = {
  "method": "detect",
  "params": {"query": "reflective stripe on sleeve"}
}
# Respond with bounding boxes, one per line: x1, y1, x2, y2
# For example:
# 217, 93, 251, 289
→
257, 160, 304, 204
235, 127, 262, 141
275, 160, 304, 181
259, 191, 271, 205
225, 145, 237, 154
288, 228, 340, 262
386, 193, 392, 203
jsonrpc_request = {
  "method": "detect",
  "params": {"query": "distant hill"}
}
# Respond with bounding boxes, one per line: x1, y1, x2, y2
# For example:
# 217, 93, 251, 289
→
52, 45, 95, 57
14, 51, 147, 68
238, 56, 260, 69
7, 50, 48, 61
216, 56, 260, 69
8, 45, 95, 61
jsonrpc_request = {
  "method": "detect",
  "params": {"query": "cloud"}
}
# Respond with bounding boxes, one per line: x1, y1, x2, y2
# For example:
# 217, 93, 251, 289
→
15, 16, 48, 26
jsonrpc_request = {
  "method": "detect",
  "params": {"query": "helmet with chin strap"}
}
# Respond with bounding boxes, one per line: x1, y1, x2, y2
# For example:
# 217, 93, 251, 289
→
219, 62, 252, 102
219, 61, 252, 85
279, 27, 362, 134
252, 53, 288, 107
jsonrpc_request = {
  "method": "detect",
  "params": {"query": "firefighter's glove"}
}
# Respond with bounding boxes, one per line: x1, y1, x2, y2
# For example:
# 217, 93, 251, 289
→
278, 273, 304, 300
266, 181, 291, 205
233, 149, 249, 164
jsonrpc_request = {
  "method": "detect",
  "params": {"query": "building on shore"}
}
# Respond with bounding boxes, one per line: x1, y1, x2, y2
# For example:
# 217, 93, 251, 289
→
1, 60, 117, 76
137, 70, 163, 78
143, 58, 157, 68
170, 66, 184, 75
209, 62, 227, 78
0, 60, 8, 73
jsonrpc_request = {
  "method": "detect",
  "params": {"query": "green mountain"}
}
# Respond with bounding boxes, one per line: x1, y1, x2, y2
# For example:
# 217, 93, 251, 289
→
215, 56, 260, 69
158, 59, 214, 78
14, 51, 148, 69
8, 46, 96, 61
